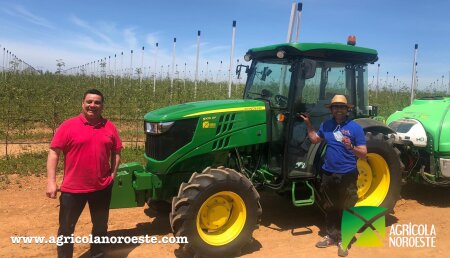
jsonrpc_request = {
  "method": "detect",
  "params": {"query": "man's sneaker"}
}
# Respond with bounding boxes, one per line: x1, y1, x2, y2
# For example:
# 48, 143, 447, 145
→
315, 235, 335, 248
338, 242, 349, 257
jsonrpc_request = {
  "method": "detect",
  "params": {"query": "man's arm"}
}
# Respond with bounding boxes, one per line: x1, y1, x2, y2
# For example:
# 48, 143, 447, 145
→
110, 150, 121, 180
299, 113, 322, 144
352, 145, 367, 159
46, 148, 61, 199
342, 137, 367, 159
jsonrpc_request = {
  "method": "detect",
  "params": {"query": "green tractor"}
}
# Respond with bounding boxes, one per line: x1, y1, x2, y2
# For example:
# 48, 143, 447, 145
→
386, 96, 450, 186
110, 40, 404, 257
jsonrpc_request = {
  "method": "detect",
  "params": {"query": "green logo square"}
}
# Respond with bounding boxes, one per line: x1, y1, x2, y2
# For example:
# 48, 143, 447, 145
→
341, 206, 387, 250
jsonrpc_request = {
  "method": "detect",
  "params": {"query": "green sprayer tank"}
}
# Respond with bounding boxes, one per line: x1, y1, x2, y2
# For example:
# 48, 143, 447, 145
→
387, 96, 450, 185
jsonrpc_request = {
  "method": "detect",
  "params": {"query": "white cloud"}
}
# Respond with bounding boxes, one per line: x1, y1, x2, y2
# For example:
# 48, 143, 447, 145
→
69, 15, 113, 44
2, 5, 54, 29
145, 33, 159, 48
123, 28, 138, 50
0, 38, 95, 72
66, 35, 123, 55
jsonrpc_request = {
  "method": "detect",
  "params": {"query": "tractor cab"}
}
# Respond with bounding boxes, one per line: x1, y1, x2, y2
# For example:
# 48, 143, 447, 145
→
240, 41, 378, 182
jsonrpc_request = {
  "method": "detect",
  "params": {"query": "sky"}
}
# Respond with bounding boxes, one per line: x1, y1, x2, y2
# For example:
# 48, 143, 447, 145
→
0, 0, 449, 91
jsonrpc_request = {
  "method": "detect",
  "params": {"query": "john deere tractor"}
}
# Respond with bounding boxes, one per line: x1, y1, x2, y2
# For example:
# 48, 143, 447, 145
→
387, 96, 450, 186
110, 39, 403, 257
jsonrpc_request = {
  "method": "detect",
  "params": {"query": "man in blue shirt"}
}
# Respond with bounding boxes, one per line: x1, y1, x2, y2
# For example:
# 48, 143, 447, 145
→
300, 95, 367, 257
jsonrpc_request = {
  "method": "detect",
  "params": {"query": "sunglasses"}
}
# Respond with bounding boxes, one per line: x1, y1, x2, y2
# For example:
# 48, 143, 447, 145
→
331, 105, 349, 110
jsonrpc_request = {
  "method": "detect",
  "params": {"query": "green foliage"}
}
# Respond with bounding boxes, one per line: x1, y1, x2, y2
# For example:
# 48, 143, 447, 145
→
0, 147, 146, 176
368, 87, 447, 118
0, 72, 243, 174
0, 73, 244, 143
0, 151, 48, 176
0, 72, 446, 175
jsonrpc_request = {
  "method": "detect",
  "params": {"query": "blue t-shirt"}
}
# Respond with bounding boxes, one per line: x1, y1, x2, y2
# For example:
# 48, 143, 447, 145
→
317, 117, 366, 173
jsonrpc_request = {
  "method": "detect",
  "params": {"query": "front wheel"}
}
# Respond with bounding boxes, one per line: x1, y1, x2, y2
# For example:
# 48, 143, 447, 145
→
170, 167, 262, 258
355, 132, 403, 211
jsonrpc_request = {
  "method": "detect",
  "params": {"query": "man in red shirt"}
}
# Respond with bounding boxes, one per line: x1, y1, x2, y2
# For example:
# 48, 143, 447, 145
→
46, 89, 122, 258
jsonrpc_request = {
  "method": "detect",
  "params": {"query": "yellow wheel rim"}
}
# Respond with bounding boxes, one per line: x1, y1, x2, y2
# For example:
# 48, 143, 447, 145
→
355, 153, 390, 207
196, 191, 246, 246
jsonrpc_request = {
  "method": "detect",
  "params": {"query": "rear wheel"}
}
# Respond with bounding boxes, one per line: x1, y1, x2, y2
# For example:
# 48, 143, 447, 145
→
355, 132, 403, 211
170, 167, 262, 258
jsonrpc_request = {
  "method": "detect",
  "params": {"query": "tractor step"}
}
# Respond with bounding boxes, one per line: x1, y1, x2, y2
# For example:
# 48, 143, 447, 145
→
291, 181, 315, 207
288, 169, 315, 178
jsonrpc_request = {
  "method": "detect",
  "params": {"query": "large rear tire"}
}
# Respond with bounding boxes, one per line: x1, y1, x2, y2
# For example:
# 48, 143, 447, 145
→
170, 167, 262, 258
355, 132, 403, 211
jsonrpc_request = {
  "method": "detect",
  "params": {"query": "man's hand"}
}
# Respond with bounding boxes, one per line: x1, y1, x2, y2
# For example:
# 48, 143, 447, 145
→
46, 181, 58, 199
47, 148, 61, 199
299, 112, 312, 126
111, 171, 117, 180
342, 136, 353, 149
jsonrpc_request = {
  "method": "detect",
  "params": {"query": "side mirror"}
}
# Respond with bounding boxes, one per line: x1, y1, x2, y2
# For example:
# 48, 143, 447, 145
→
303, 59, 317, 79
236, 64, 249, 79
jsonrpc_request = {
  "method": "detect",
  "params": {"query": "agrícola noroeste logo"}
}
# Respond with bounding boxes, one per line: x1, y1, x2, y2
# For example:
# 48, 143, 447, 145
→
341, 206, 436, 250
341, 206, 387, 250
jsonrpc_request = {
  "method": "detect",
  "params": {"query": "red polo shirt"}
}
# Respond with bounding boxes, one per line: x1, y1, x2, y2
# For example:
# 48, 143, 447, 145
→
50, 114, 123, 193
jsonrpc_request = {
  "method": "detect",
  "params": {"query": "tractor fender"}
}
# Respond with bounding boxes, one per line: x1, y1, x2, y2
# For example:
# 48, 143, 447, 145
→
354, 118, 396, 135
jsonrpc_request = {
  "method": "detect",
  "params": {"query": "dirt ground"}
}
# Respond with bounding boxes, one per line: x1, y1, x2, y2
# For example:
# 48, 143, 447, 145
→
1, 175, 449, 258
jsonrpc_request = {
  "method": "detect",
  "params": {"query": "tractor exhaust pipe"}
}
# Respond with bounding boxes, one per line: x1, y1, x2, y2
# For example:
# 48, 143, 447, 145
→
295, 3, 303, 42
286, 2, 302, 43
286, 3, 296, 43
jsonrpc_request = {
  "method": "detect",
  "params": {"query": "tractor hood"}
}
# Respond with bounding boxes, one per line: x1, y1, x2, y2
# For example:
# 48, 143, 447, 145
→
387, 97, 450, 153
144, 99, 266, 122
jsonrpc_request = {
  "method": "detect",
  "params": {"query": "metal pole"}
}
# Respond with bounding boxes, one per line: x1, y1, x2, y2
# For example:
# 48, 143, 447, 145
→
108, 56, 111, 79
206, 61, 209, 86
171, 37, 176, 99
153, 43, 158, 93
228, 20, 236, 98
410, 44, 418, 104
448, 70, 450, 95
281, 4, 297, 94
183, 62, 186, 89
2, 48, 5, 79
114, 54, 116, 86
386, 71, 389, 88
120, 52, 123, 81
217, 60, 222, 83
195, 30, 201, 99
140, 46, 144, 86
130, 50, 133, 79
286, 2, 297, 43
376, 63, 380, 98
295, 2, 303, 42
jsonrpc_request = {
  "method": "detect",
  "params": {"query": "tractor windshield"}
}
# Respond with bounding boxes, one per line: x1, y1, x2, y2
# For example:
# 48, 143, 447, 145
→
298, 60, 369, 118
244, 59, 294, 109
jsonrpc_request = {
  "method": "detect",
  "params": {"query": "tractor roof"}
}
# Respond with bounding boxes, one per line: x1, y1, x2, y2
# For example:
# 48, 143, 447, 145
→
247, 42, 378, 64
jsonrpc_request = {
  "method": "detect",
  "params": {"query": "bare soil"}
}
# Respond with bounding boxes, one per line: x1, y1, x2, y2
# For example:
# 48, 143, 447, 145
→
1, 175, 449, 258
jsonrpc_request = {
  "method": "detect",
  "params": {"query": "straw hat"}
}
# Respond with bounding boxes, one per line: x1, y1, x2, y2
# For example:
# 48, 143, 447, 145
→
324, 95, 354, 108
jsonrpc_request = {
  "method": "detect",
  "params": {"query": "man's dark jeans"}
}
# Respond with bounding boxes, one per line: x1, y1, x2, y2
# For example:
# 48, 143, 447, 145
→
57, 183, 113, 258
320, 170, 358, 242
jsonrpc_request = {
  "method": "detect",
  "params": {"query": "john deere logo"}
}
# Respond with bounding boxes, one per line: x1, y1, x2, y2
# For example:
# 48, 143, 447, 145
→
341, 206, 387, 250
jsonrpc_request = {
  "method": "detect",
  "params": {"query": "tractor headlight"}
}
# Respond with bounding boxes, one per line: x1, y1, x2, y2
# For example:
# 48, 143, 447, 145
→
144, 121, 174, 134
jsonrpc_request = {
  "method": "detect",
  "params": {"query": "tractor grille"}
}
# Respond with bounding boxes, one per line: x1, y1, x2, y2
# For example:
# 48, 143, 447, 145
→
212, 136, 231, 151
145, 118, 198, 160
215, 113, 236, 135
